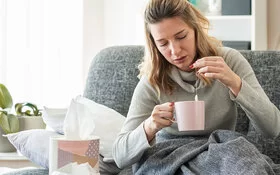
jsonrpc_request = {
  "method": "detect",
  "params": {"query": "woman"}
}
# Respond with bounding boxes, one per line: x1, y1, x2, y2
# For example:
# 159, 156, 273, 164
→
112, 0, 280, 173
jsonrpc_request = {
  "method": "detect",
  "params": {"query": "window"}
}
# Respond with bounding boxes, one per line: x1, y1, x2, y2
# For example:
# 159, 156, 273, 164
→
0, 0, 145, 108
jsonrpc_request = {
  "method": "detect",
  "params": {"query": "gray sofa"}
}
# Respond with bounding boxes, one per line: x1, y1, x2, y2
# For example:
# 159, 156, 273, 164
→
4, 46, 280, 174
84, 45, 280, 165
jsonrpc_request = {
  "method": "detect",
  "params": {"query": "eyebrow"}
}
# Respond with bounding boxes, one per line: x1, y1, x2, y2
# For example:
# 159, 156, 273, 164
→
155, 29, 186, 42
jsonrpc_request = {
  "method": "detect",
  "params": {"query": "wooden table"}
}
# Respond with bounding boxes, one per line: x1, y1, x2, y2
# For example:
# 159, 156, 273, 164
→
0, 151, 38, 168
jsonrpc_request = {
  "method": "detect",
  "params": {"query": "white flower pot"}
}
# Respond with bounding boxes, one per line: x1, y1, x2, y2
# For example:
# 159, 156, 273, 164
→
18, 116, 46, 131
0, 128, 16, 152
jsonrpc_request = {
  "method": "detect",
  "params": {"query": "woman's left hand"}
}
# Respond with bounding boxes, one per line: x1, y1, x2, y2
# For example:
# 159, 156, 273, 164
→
192, 56, 241, 96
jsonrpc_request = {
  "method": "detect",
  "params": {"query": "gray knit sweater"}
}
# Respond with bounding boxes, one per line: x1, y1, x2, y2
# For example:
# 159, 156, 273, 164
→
112, 47, 280, 169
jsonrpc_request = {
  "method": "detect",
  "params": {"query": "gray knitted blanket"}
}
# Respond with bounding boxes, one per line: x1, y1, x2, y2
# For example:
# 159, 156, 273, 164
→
133, 130, 280, 175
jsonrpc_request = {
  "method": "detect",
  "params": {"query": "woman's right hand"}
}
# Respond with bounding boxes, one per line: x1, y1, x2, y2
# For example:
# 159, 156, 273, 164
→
144, 102, 174, 142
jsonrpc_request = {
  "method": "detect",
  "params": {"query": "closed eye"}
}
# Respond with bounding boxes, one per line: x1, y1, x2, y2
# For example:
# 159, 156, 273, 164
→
177, 35, 186, 40
176, 30, 188, 40
159, 42, 168, 47
176, 31, 188, 40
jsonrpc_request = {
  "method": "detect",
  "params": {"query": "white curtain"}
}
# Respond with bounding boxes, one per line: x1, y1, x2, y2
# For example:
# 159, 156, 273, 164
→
0, 0, 145, 108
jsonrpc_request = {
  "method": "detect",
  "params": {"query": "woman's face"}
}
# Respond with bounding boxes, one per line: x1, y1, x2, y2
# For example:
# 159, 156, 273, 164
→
149, 16, 196, 71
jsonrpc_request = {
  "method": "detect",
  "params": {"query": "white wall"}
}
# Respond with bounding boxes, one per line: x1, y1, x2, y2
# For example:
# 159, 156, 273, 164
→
267, 0, 280, 50
103, 0, 146, 47
82, 0, 104, 87
82, 0, 146, 87
0, 0, 85, 107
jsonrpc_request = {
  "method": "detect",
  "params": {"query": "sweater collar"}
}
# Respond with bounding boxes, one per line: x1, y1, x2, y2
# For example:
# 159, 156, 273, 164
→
169, 66, 206, 92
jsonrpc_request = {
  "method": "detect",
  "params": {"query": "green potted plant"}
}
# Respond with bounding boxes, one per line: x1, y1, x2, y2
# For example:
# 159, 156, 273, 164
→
0, 83, 45, 152
0, 84, 19, 134
15, 102, 45, 131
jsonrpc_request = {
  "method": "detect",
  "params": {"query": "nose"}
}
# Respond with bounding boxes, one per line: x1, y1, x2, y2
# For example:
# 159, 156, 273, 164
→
170, 41, 181, 56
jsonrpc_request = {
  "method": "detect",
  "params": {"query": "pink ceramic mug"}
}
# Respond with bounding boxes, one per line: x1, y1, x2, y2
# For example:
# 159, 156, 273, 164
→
174, 101, 205, 131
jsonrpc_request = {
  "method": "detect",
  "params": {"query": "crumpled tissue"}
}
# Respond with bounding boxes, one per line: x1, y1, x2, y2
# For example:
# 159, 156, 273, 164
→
51, 162, 100, 175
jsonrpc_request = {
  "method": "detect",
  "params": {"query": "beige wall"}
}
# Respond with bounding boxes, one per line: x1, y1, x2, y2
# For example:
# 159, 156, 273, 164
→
267, 0, 280, 50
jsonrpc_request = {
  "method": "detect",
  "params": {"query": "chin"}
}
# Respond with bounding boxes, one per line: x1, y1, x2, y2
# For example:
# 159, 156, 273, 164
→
177, 66, 189, 72
183, 65, 194, 72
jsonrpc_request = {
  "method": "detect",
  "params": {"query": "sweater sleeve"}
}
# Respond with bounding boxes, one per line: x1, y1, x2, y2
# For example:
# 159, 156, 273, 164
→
223, 48, 280, 138
112, 76, 159, 169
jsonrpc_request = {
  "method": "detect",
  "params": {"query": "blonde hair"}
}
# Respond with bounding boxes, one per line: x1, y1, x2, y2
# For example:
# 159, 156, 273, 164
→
139, 0, 222, 95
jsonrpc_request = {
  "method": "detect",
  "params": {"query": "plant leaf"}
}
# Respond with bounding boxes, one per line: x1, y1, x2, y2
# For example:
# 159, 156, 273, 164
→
0, 112, 19, 134
7, 114, 19, 133
0, 112, 10, 134
15, 103, 23, 115
15, 102, 41, 116
0, 84, 13, 109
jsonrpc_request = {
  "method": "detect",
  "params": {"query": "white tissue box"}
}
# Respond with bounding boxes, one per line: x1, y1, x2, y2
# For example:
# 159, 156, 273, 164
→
49, 136, 100, 175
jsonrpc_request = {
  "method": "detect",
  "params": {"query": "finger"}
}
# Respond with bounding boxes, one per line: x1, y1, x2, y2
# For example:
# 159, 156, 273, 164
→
197, 66, 222, 74
155, 102, 174, 112
150, 115, 173, 130
203, 72, 224, 79
152, 107, 174, 122
163, 117, 176, 123
158, 116, 175, 126
194, 59, 224, 69
198, 56, 223, 62
156, 111, 174, 119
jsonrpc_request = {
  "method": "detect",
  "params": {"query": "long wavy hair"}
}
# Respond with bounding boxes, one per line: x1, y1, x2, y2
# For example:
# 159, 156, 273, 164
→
139, 0, 222, 95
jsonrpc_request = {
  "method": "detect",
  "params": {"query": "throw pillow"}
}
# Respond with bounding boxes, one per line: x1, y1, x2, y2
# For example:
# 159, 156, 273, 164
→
5, 129, 61, 168
42, 107, 67, 134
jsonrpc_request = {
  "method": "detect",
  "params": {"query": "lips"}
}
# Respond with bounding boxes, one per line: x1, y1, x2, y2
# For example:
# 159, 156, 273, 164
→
173, 56, 186, 63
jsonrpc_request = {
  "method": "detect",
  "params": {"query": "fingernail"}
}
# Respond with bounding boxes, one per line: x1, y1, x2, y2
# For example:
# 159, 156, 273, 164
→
171, 118, 176, 123
169, 102, 174, 106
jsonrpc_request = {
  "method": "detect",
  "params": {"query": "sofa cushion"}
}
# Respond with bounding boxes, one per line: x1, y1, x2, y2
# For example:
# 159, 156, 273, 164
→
247, 124, 280, 164
83, 46, 144, 117
239, 51, 280, 163
239, 51, 280, 109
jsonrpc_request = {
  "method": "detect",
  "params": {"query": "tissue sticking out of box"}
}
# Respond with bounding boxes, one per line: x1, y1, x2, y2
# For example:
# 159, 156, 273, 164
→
63, 96, 97, 140
62, 95, 125, 161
